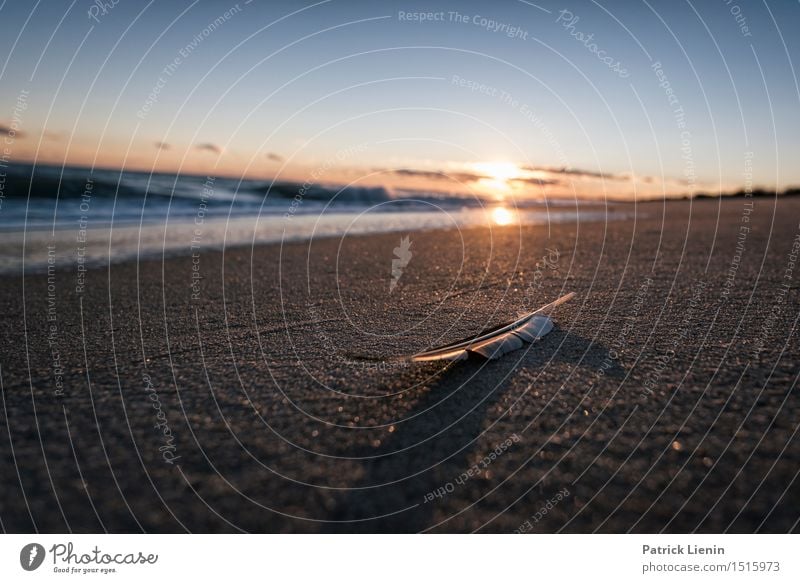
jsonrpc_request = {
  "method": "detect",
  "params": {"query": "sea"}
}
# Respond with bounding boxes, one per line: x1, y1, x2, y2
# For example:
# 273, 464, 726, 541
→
0, 163, 629, 274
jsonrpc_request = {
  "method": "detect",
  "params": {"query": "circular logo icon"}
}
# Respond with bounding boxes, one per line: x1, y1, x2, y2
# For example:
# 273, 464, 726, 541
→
20, 543, 46, 571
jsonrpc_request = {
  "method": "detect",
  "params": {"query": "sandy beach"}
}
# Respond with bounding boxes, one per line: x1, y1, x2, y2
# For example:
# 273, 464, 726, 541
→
0, 196, 798, 533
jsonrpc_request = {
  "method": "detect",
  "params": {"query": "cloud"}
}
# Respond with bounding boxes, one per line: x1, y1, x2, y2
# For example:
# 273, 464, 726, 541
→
194, 143, 222, 154
266, 152, 284, 162
510, 176, 562, 186
42, 130, 63, 141
523, 165, 623, 180
385, 164, 668, 191
0, 124, 24, 138
154, 141, 171, 150
528, 166, 669, 186
383, 168, 490, 183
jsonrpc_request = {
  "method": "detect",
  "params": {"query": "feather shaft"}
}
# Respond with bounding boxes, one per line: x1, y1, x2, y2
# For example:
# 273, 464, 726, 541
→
405, 292, 574, 362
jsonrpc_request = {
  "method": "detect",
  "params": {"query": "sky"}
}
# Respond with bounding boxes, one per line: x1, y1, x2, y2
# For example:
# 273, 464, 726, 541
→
1, 0, 799, 201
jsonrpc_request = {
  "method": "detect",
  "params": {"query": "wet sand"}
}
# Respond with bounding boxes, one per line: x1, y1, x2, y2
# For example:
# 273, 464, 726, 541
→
1, 196, 798, 533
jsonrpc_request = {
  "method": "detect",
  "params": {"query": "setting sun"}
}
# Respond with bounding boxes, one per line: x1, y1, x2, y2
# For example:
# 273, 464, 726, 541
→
475, 161, 522, 182
472, 161, 523, 195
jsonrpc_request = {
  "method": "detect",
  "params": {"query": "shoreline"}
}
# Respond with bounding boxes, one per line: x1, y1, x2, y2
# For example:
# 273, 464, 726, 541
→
0, 200, 636, 276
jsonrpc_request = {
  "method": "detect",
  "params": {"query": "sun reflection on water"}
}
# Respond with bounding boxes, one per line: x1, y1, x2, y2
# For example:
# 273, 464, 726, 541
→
490, 206, 517, 226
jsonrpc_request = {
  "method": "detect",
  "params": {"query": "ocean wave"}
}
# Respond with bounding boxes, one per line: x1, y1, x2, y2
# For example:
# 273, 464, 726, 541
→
0, 163, 558, 231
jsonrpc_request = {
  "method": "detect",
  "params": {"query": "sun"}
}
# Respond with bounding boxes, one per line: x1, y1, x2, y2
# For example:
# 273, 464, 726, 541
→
474, 161, 521, 183
472, 161, 522, 197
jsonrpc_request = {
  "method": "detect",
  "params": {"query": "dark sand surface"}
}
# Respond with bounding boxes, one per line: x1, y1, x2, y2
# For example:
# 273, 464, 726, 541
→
1, 197, 798, 533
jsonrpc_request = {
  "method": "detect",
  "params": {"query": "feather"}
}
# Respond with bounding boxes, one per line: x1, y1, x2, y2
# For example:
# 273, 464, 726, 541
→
404, 292, 574, 362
